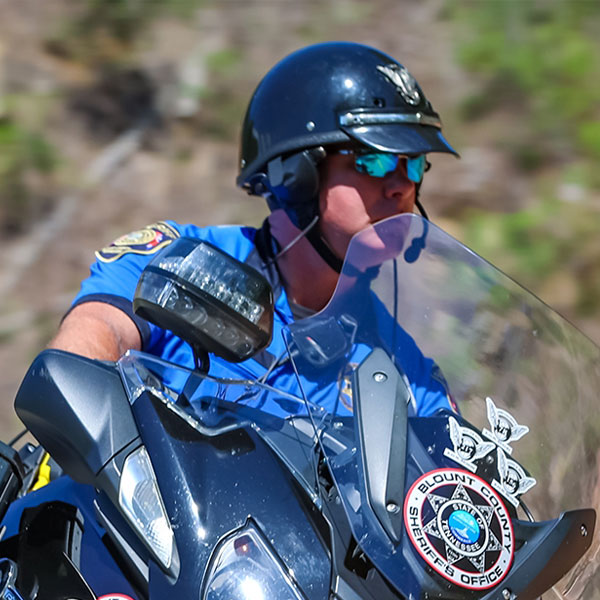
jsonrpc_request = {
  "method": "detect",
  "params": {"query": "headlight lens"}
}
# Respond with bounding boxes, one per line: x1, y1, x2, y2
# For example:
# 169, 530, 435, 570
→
202, 521, 305, 600
133, 238, 273, 362
118, 446, 174, 570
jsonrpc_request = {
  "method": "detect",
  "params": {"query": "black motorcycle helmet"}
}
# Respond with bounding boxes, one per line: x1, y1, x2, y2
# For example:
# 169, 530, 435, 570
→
237, 41, 458, 268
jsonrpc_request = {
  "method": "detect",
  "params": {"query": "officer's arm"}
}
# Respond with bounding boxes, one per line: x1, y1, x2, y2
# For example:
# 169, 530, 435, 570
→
48, 302, 142, 361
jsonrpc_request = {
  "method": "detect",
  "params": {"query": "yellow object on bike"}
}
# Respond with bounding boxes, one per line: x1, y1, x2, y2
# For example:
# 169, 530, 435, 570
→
31, 452, 51, 491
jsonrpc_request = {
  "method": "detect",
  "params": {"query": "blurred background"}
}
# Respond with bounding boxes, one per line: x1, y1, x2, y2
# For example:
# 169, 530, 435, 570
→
0, 0, 599, 442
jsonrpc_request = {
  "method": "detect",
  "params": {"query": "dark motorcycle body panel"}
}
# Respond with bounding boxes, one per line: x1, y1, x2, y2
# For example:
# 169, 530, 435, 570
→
14, 350, 139, 486
131, 390, 331, 599
0, 477, 140, 599
0, 385, 332, 599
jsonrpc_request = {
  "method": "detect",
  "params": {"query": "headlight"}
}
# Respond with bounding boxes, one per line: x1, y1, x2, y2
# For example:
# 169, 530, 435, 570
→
202, 521, 305, 600
118, 446, 174, 570
133, 238, 273, 363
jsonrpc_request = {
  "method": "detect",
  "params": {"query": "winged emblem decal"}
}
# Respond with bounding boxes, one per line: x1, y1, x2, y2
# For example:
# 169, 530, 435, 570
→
483, 396, 529, 455
376, 64, 421, 106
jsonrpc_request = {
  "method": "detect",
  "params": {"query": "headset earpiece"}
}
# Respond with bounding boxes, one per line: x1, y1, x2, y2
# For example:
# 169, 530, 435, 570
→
246, 172, 270, 197
264, 147, 325, 229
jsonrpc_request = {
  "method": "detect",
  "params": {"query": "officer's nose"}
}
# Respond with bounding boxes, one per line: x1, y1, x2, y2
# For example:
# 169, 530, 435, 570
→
383, 162, 415, 203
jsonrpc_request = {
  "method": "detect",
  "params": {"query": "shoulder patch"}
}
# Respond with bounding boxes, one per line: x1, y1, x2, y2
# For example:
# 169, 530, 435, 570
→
96, 221, 180, 263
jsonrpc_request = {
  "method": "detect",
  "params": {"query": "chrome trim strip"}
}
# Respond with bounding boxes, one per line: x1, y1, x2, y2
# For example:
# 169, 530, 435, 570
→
339, 111, 441, 128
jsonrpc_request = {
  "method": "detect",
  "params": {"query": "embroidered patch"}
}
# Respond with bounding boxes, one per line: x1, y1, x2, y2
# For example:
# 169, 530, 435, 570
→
404, 468, 514, 590
96, 221, 180, 263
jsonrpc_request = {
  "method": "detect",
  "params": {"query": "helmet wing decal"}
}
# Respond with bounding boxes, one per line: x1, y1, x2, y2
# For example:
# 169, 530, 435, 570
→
376, 63, 421, 105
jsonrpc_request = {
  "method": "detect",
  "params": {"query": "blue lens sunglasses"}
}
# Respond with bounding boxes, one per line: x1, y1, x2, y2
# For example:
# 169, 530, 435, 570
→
337, 149, 428, 183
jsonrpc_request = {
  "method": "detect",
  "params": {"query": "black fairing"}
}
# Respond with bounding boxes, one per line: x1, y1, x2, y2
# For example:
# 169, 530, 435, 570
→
0, 501, 95, 600
483, 509, 596, 600
129, 390, 331, 599
353, 348, 409, 543
14, 350, 139, 485
0, 442, 24, 524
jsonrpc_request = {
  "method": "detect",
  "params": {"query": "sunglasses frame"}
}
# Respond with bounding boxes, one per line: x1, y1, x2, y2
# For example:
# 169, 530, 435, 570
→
334, 148, 427, 183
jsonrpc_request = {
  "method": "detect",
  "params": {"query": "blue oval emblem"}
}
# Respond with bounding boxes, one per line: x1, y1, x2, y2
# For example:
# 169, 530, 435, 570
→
448, 510, 480, 544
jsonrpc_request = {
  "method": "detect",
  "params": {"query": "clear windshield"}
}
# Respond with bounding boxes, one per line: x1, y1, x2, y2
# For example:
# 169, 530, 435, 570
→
119, 213, 600, 599
284, 213, 600, 599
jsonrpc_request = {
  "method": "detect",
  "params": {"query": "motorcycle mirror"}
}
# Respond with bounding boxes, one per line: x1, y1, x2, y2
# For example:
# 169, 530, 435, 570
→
133, 238, 274, 363
15, 350, 140, 487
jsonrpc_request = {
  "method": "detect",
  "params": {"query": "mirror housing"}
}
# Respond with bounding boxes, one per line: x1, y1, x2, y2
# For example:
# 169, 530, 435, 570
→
15, 350, 140, 486
133, 238, 274, 363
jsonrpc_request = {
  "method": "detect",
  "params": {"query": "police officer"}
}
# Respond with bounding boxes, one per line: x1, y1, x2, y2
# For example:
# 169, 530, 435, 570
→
48, 42, 457, 413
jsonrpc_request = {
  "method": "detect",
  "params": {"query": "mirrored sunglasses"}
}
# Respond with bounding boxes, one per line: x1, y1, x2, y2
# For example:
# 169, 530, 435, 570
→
337, 149, 427, 183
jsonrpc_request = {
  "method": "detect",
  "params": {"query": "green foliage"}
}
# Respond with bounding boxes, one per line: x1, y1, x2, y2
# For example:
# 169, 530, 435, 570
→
577, 120, 600, 160
465, 205, 556, 281
451, 1, 600, 326
0, 120, 58, 234
197, 48, 246, 141
453, 0, 600, 161
205, 48, 242, 74
77, 0, 205, 42
461, 194, 600, 317
293, 1, 374, 41
0, 121, 58, 176
77, 0, 155, 44
45, 0, 205, 64
328, 0, 374, 26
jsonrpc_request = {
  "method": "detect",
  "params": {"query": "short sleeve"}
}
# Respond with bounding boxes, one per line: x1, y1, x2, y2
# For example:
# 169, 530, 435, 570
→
69, 220, 183, 348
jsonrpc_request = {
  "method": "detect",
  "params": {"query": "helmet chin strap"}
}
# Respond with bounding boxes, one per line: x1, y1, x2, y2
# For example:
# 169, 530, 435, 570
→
304, 183, 429, 274
414, 183, 429, 220
305, 222, 344, 273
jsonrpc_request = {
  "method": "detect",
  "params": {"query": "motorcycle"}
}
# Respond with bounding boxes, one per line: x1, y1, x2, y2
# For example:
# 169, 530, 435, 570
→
0, 213, 598, 599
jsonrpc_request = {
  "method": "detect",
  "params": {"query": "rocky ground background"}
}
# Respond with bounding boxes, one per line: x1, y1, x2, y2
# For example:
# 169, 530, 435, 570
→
0, 1, 598, 433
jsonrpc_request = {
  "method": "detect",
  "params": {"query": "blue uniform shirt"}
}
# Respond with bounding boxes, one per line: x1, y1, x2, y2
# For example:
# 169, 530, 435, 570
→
72, 220, 453, 417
